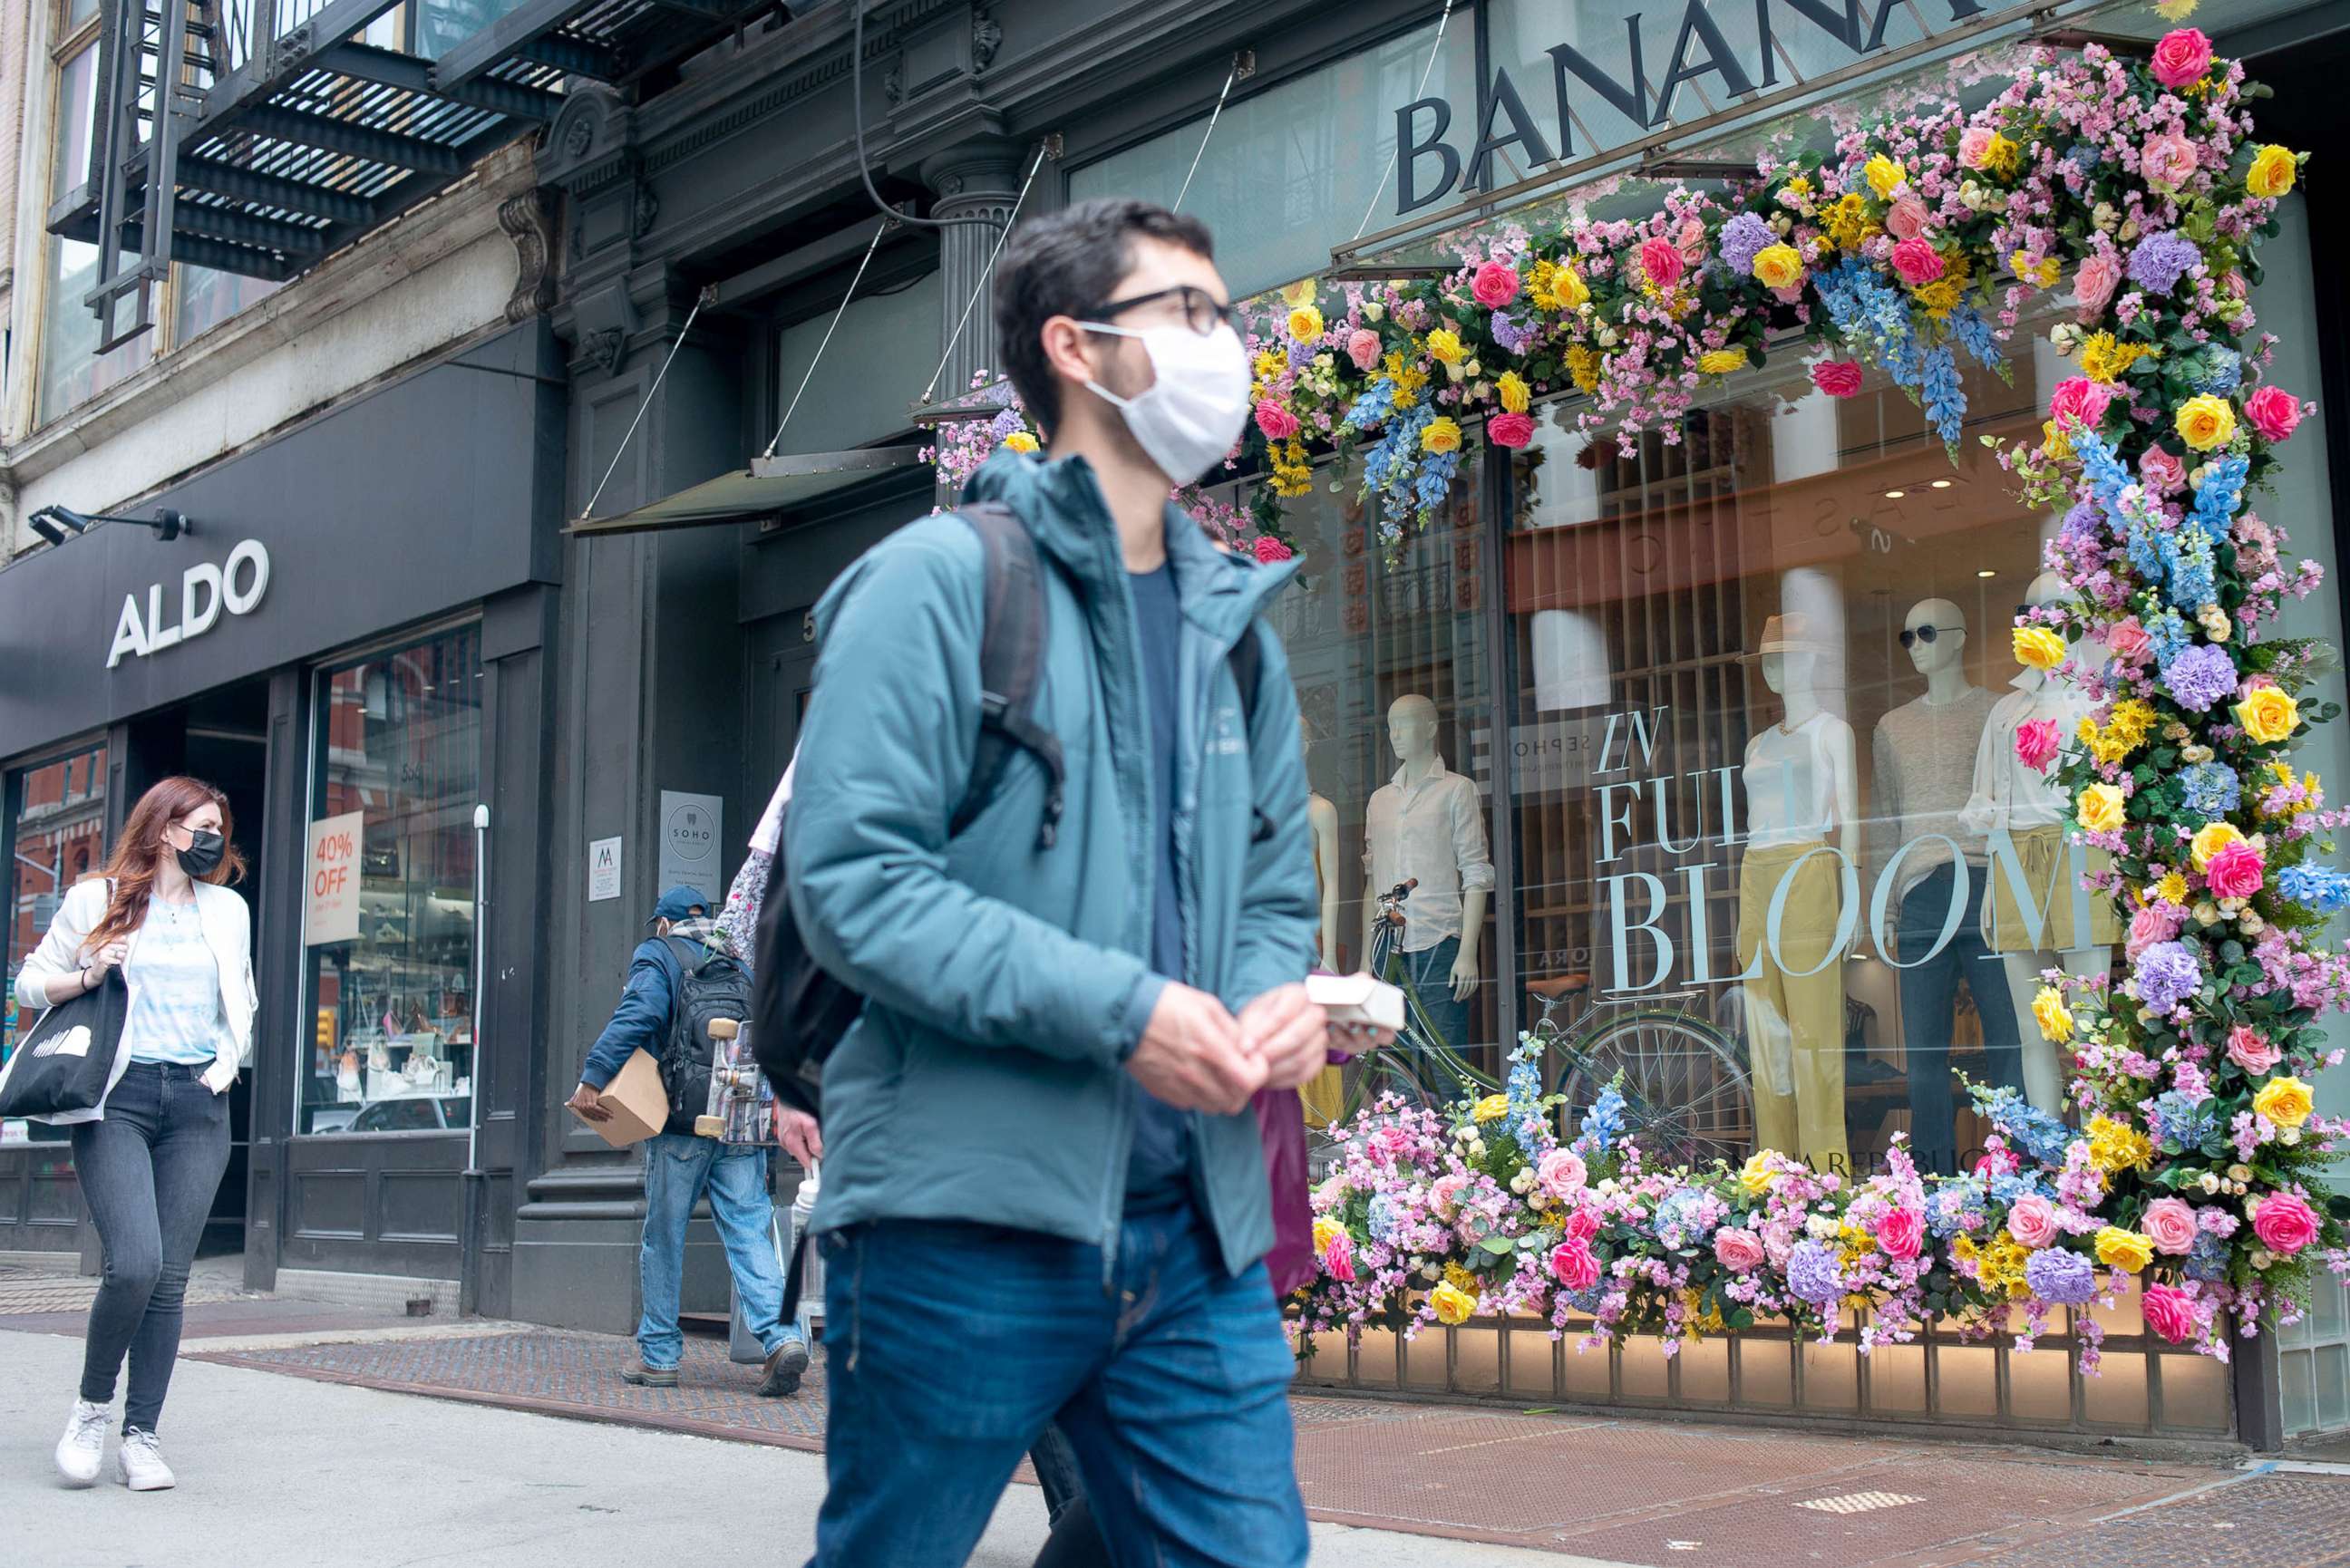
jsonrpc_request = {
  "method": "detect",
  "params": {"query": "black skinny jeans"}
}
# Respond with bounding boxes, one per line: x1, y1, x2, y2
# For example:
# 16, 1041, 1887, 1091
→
71, 1060, 231, 1433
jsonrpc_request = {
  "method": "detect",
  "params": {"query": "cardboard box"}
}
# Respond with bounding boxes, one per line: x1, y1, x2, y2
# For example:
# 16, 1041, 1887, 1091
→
576, 1048, 669, 1147
1306, 971, 1406, 1033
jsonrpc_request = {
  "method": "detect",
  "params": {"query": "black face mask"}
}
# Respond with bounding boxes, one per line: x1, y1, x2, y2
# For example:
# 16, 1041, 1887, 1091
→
177, 828, 226, 879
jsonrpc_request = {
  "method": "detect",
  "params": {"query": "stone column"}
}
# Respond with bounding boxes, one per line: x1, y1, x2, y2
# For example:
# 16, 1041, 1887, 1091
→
921, 138, 1025, 405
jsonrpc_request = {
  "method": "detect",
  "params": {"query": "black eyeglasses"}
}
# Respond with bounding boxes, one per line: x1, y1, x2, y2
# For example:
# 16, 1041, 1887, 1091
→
1083, 285, 1243, 338
1898, 624, 1947, 648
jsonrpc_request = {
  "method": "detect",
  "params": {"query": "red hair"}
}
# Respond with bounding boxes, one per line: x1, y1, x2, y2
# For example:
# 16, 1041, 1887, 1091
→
87, 776, 246, 952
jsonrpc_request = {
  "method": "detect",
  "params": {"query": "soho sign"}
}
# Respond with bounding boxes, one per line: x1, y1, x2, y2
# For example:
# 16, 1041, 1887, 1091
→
106, 539, 271, 669
1393, 0, 2011, 215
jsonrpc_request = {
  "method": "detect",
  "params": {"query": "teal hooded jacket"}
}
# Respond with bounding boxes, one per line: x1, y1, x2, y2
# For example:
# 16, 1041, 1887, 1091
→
783, 449, 1319, 1278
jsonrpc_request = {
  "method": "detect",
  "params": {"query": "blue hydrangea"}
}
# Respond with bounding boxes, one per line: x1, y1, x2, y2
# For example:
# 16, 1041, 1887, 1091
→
2025, 1248, 2098, 1305
1786, 1240, 1846, 1306
2190, 346, 2243, 395
2065, 143, 2102, 173
2134, 940, 2203, 1011
2184, 1228, 2229, 1282
1928, 1177, 1986, 1236
1581, 1087, 1627, 1154
2127, 229, 2203, 295
1562, 1283, 1607, 1314
1653, 1190, 1716, 1251
2163, 643, 2239, 712
2281, 865, 2350, 914
1366, 1192, 1400, 1244
1974, 1087, 2075, 1168
2150, 1090, 2220, 1154
2178, 761, 2240, 818
1922, 343, 1966, 447
1717, 211, 1773, 276
1986, 1171, 2048, 1210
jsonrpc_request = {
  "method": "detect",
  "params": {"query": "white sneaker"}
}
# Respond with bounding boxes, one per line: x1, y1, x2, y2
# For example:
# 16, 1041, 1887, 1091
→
117, 1428, 175, 1492
54, 1399, 108, 1486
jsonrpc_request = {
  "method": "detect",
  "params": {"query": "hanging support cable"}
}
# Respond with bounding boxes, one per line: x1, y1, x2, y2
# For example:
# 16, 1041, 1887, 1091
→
580, 285, 719, 522
763, 218, 896, 460
918, 141, 1052, 408
1354, 0, 1459, 242
1171, 51, 1253, 214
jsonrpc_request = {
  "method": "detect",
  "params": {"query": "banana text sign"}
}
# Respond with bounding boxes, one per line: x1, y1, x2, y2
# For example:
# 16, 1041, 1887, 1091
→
106, 539, 271, 669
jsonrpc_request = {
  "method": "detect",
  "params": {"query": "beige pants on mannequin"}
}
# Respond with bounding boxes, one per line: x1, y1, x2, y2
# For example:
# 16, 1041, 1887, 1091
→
1986, 824, 2123, 1110
1736, 842, 1849, 1175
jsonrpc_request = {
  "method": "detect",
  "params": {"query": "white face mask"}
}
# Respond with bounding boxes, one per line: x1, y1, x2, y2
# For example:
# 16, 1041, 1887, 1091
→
1078, 322, 1251, 486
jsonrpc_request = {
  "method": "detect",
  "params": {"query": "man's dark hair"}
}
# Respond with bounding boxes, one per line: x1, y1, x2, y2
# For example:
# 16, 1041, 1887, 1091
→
993, 198, 1215, 439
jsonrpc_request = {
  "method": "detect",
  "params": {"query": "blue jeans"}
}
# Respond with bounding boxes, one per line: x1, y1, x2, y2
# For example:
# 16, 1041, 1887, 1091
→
810, 1209, 1307, 1568
636, 1133, 796, 1368
1896, 864, 2022, 1174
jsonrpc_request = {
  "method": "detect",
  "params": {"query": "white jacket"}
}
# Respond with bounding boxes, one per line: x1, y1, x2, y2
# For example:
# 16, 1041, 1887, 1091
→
12, 877, 256, 1118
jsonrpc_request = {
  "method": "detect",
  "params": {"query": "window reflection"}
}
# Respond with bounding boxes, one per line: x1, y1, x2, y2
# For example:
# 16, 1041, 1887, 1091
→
5, 747, 106, 1146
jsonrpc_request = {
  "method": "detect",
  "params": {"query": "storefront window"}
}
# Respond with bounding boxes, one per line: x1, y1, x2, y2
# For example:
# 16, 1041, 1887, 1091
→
4, 745, 106, 1146
298, 625, 482, 1136
773, 269, 944, 453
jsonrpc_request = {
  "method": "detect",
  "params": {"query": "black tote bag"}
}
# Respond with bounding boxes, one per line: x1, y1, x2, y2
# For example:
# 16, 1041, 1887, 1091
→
0, 966, 127, 1119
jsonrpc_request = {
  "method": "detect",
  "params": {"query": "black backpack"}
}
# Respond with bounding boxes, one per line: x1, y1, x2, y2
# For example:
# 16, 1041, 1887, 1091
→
654, 935, 753, 1135
750, 502, 1266, 1116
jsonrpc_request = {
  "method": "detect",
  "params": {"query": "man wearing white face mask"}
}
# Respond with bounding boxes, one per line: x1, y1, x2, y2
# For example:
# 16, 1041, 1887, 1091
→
784, 199, 1334, 1566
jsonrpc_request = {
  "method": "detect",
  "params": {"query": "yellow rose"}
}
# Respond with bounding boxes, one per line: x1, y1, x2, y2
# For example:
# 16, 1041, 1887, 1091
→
1696, 346, 1748, 376
1279, 277, 1318, 308
2076, 783, 2126, 833
1311, 1217, 1343, 1255
1287, 305, 1326, 344
1430, 1281, 1478, 1326
1420, 416, 1463, 454
1472, 1093, 1510, 1124
1423, 328, 1466, 364
1496, 370, 1530, 414
2190, 820, 2244, 870
2032, 986, 2074, 1043
2235, 686, 2301, 744
2175, 393, 2238, 451
1001, 431, 1039, 454
1864, 154, 1906, 199
2093, 1226, 2154, 1273
2042, 419, 2075, 461
2012, 625, 2068, 671
2247, 144, 2299, 199
1751, 242, 1806, 290
2255, 1075, 2315, 1129
1554, 266, 1590, 310
1738, 1151, 1777, 1198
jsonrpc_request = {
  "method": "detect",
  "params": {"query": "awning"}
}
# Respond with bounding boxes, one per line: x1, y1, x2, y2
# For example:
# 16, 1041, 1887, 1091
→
564, 446, 927, 537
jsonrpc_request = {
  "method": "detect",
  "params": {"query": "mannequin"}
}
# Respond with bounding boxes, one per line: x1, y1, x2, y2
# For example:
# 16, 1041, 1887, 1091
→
1871, 599, 2019, 1173
1363, 694, 1492, 1052
1962, 571, 2121, 1111
1736, 615, 1859, 1175
1300, 717, 1348, 1129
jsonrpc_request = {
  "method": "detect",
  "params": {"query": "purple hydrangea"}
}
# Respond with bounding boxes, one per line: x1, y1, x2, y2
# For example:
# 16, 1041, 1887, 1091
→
2161, 643, 2239, 712
2134, 940, 2203, 1012
2024, 1247, 2098, 1305
1786, 1239, 1846, 1306
2127, 229, 2203, 295
1489, 311, 1536, 356
1718, 211, 1774, 277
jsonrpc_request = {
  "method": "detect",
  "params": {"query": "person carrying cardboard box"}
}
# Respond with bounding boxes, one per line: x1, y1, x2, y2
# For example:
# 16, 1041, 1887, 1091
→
567, 886, 809, 1397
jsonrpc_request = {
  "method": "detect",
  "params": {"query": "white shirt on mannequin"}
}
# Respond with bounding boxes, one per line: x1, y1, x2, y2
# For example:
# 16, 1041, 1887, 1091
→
1363, 757, 1492, 953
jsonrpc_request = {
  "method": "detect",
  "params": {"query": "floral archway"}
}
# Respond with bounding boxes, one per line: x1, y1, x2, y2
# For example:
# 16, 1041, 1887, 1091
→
937, 24, 2346, 1368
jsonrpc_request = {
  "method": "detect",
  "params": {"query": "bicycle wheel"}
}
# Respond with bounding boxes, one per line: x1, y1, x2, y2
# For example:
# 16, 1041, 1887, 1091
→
1552, 1011, 1753, 1169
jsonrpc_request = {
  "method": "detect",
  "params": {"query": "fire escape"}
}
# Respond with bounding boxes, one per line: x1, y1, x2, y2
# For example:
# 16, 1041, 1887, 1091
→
50, 0, 786, 351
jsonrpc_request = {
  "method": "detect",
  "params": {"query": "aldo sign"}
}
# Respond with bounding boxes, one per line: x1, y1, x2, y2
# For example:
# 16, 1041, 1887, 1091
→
107, 538, 271, 669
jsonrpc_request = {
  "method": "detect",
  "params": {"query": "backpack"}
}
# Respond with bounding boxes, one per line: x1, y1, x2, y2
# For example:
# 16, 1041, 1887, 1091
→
655, 935, 753, 1135
750, 501, 1267, 1116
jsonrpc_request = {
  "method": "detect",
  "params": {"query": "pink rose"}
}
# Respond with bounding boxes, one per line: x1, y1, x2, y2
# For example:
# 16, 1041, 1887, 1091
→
1536, 1147, 1588, 1197
1429, 1173, 1467, 1218
2245, 384, 2303, 444
2205, 840, 2266, 901
1811, 360, 1864, 398
2127, 901, 2183, 963
2252, 1191, 2321, 1255
1713, 1227, 1765, 1272
1471, 260, 1522, 308
2106, 615, 2153, 666
1549, 1236, 1602, 1292
2048, 375, 2115, 431
1637, 236, 1685, 290
2072, 253, 2121, 322
2141, 132, 2199, 189
2006, 1194, 2059, 1249
1321, 1227, 1356, 1282
1565, 1204, 1601, 1244
1252, 536, 1294, 565
1346, 328, 1383, 373
1884, 196, 1930, 243
2137, 447, 2187, 496
2228, 1024, 2283, 1075
2141, 1197, 2199, 1256
1677, 218, 1709, 264
2150, 26, 2213, 91
1877, 1207, 1925, 1263
2141, 1282, 2198, 1343
1487, 411, 1537, 450
1890, 237, 1944, 286
2015, 716, 2062, 772
1957, 126, 1996, 170
1253, 400, 1300, 442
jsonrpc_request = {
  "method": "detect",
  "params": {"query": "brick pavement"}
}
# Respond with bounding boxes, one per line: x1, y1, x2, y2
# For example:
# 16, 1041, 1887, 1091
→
176, 1322, 2347, 1566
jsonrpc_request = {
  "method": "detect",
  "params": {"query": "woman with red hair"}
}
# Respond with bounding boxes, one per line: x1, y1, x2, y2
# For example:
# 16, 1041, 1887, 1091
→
15, 776, 254, 1492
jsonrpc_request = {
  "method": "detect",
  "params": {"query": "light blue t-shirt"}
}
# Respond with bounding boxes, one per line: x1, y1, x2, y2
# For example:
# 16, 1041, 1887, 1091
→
121, 898, 233, 1067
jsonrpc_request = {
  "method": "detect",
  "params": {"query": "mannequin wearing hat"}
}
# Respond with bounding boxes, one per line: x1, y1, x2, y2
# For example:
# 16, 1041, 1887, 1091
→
1736, 613, 1859, 1174
1961, 570, 2122, 1111
1364, 694, 1492, 1058
1871, 600, 2020, 1173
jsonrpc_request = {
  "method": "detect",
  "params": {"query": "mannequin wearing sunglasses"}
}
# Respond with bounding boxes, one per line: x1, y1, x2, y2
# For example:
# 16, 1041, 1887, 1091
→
1961, 571, 2121, 1110
1869, 600, 2019, 1174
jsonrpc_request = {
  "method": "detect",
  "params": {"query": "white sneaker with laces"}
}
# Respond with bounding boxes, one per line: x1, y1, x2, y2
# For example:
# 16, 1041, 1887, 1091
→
54, 1399, 109, 1486
118, 1428, 175, 1492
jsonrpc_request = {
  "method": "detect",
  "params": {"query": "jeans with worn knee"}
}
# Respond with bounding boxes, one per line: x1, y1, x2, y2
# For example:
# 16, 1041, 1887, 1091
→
1896, 863, 2022, 1174
636, 1132, 796, 1369
72, 1060, 232, 1434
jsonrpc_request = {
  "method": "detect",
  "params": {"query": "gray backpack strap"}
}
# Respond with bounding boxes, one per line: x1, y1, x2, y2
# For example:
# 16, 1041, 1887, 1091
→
952, 503, 1065, 850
